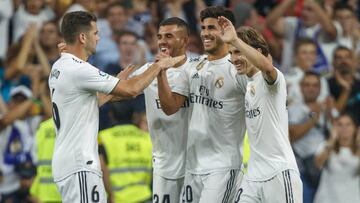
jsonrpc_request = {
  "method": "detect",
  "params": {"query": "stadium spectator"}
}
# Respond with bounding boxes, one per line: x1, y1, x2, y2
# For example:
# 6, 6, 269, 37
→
0, 0, 13, 62
289, 72, 337, 203
266, 0, 341, 74
12, 0, 55, 43
99, 31, 146, 130
1, 25, 51, 102
0, 83, 51, 202
29, 119, 61, 203
333, 3, 360, 51
286, 38, 330, 105
233, 2, 282, 63
328, 46, 360, 123
314, 113, 360, 203
91, 2, 130, 69
99, 113, 152, 203
39, 21, 62, 65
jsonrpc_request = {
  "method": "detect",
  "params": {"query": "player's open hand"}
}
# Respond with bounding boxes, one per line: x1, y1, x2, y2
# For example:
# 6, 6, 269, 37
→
118, 64, 137, 80
156, 55, 186, 70
218, 16, 237, 44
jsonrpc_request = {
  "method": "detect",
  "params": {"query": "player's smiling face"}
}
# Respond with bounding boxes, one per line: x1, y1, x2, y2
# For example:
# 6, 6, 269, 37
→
229, 45, 252, 75
157, 25, 187, 57
200, 18, 224, 54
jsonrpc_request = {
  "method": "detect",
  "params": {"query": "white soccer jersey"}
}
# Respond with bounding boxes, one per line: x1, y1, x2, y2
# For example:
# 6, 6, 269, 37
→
49, 53, 119, 181
133, 60, 194, 179
173, 55, 247, 174
245, 69, 299, 181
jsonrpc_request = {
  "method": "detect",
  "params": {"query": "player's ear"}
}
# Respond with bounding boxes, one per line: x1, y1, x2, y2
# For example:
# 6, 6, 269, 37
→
185, 35, 189, 45
79, 33, 86, 44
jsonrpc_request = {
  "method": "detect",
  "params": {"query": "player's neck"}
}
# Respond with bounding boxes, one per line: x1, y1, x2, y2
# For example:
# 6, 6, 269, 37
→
207, 45, 228, 61
246, 66, 259, 78
305, 100, 318, 107
65, 45, 89, 61
173, 54, 187, 67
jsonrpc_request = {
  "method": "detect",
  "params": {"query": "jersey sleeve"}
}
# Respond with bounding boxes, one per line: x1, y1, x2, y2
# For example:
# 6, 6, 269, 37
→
76, 64, 119, 94
172, 67, 190, 97
263, 68, 285, 92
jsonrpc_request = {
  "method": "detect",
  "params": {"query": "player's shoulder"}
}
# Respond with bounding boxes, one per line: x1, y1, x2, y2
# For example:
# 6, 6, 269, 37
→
188, 55, 207, 64
185, 55, 207, 70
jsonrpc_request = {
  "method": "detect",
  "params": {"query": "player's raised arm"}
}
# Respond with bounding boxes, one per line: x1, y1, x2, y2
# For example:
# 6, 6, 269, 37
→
110, 55, 185, 98
97, 64, 138, 106
218, 16, 277, 84
157, 69, 187, 115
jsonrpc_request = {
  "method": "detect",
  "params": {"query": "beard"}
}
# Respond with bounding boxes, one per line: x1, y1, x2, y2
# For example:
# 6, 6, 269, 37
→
204, 38, 224, 55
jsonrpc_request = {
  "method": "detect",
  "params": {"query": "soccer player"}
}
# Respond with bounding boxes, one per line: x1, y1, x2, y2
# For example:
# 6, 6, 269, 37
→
217, 16, 303, 202
49, 11, 184, 203
132, 17, 196, 203
157, 6, 247, 202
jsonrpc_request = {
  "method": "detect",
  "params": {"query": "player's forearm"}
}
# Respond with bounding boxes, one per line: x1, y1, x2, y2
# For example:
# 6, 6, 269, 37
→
315, 144, 333, 169
0, 100, 32, 129
231, 38, 276, 81
35, 43, 51, 77
266, 0, 294, 32
127, 63, 162, 96
335, 89, 351, 112
40, 94, 52, 119
289, 120, 317, 142
98, 93, 128, 107
16, 32, 33, 71
112, 64, 162, 98
157, 71, 181, 115
312, 3, 337, 40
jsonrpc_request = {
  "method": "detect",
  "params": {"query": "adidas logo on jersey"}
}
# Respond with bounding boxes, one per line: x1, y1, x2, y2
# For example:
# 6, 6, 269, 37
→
192, 73, 199, 79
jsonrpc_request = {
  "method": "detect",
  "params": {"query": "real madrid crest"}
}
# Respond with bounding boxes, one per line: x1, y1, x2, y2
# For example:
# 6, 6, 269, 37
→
215, 76, 224, 88
250, 84, 256, 96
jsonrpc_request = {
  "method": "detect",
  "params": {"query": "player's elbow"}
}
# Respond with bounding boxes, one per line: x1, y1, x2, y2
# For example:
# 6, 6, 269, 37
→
160, 103, 178, 115
128, 88, 141, 97
163, 107, 176, 116
113, 81, 141, 98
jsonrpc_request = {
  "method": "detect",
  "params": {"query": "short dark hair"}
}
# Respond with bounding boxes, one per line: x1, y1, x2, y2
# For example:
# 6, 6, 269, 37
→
116, 30, 138, 43
61, 11, 97, 44
236, 26, 269, 56
301, 71, 321, 87
302, 71, 321, 81
159, 17, 190, 36
105, 2, 126, 17
42, 20, 62, 36
333, 2, 354, 14
200, 6, 235, 26
333, 45, 352, 58
294, 38, 317, 54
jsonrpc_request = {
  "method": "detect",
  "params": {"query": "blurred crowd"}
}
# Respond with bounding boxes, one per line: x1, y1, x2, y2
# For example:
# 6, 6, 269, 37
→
0, 0, 359, 202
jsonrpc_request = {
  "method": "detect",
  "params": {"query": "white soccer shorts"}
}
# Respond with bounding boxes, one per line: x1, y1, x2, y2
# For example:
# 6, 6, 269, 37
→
152, 173, 184, 203
55, 171, 106, 203
235, 169, 303, 203
181, 169, 244, 203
